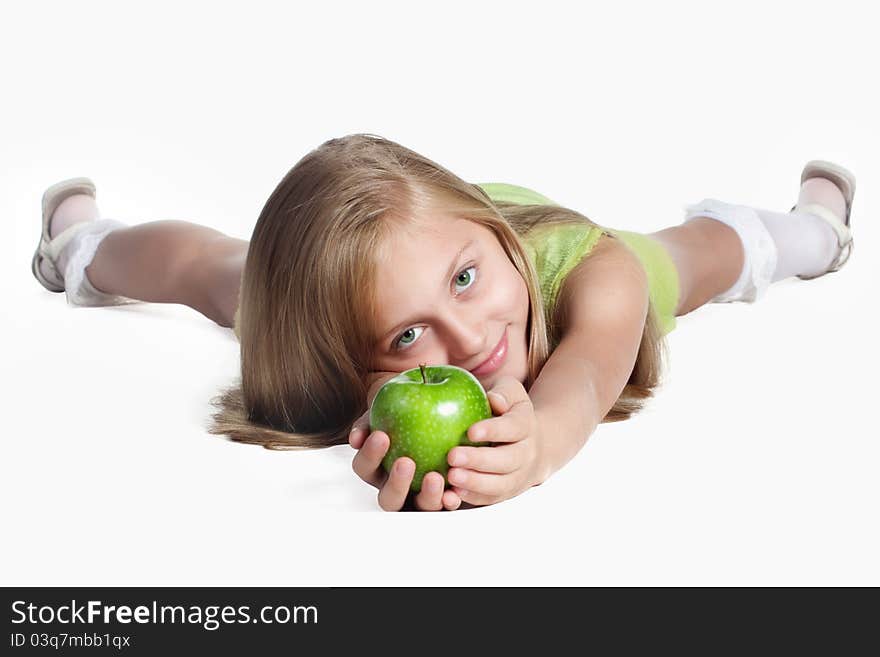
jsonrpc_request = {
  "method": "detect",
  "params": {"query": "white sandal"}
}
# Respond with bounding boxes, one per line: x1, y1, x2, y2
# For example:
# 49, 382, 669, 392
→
792, 160, 855, 280
31, 176, 98, 293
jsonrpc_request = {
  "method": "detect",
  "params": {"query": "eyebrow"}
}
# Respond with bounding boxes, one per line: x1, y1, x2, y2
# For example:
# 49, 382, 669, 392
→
378, 239, 476, 345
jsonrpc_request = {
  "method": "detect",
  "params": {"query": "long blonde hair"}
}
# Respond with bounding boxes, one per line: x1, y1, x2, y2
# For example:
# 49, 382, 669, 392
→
207, 134, 667, 449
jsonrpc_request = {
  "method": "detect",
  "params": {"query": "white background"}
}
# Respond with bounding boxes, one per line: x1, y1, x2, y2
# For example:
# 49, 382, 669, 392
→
2, 0, 877, 586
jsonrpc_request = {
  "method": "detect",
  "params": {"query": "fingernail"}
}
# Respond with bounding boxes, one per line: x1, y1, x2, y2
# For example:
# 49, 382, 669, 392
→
471, 427, 485, 441
449, 450, 465, 467
396, 460, 413, 476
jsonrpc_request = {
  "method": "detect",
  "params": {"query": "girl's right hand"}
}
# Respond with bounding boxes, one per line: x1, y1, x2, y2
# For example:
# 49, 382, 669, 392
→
349, 372, 463, 512
350, 425, 463, 511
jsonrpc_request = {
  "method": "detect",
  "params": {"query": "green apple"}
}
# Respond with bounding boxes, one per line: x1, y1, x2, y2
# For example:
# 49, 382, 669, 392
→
369, 363, 492, 493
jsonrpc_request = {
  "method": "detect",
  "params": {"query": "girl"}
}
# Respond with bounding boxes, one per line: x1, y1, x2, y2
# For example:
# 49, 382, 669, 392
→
32, 134, 855, 512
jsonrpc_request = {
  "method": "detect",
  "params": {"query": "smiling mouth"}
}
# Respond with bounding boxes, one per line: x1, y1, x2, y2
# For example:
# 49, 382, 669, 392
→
470, 327, 508, 376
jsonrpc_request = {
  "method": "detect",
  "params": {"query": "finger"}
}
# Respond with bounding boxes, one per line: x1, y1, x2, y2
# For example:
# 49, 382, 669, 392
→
351, 431, 390, 488
486, 376, 531, 412
451, 486, 498, 508
442, 489, 462, 511
447, 467, 511, 499
348, 428, 363, 450
448, 442, 525, 474
486, 390, 510, 417
414, 472, 446, 511
467, 410, 529, 444
348, 413, 371, 449
378, 457, 415, 511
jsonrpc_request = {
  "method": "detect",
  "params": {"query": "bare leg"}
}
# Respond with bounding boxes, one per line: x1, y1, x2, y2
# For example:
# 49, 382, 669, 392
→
49, 192, 247, 328
648, 218, 744, 316
85, 223, 248, 328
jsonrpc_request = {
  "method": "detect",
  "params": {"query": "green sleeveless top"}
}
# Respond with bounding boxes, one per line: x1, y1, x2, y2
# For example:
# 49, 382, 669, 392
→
476, 182, 604, 343
476, 182, 678, 338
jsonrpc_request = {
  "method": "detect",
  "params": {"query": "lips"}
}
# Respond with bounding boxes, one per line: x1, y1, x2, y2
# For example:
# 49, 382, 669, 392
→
470, 327, 508, 376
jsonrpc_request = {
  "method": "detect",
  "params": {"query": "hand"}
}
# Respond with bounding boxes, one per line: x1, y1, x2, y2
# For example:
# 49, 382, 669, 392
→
445, 375, 547, 507
348, 371, 463, 511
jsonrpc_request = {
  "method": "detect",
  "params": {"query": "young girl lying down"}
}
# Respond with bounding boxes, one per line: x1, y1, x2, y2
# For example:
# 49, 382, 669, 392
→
32, 134, 855, 512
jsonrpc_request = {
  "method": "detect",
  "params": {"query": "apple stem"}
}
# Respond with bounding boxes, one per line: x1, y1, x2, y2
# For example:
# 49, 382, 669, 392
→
419, 363, 427, 384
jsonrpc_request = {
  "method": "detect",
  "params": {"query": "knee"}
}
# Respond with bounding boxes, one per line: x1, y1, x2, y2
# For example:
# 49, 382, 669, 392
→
180, 236, 245, 327
688, 218, 745, 288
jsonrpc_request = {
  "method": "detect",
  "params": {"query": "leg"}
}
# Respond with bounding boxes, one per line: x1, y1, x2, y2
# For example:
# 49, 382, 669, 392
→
652, 173, 849, 316
85, 222, 248, 328
48, 192, 247, 328
648, 218, 744, 316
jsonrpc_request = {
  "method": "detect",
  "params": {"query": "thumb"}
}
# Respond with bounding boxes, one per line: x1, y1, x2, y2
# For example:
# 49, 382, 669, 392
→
485, 375, 525, 415
487, 390, 508, 414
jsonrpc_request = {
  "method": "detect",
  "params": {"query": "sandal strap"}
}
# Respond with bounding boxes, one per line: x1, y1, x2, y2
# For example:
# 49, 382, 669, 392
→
44, 221, 94, 264
793, 202, 854, 279
828, 238, 854, 273
796, 202, 852, 249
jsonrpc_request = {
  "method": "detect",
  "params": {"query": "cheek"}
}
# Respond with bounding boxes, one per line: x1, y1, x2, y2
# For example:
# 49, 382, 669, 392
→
505, 271, 530, 322
491, 266, 529, 317
516, 274, 530, 319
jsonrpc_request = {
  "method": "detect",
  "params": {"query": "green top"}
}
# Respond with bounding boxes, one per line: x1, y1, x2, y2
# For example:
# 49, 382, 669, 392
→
476, 182, 679, 338
476, 182, 605, 340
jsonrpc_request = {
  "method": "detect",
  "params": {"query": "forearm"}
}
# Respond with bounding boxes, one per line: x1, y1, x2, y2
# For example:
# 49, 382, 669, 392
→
528, 350, 602, 483
524, 235, 650, 484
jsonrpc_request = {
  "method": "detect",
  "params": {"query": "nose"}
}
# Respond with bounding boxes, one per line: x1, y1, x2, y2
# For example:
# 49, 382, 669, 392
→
440, 311, 486, 364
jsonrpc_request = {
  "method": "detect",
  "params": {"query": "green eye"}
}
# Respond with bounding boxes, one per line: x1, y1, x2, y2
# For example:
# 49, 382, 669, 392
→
397, 327, 422, 347
455, 265, 477, 293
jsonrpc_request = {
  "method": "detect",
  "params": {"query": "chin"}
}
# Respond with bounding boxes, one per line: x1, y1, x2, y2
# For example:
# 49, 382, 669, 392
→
480, 353, 529, 389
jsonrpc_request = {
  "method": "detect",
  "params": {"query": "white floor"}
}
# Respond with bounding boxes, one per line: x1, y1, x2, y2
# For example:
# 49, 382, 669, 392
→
2, 0, 878, 586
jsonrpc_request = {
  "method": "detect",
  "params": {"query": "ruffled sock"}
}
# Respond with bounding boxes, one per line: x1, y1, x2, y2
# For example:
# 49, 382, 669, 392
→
684, 178, 844, 302
59, 218, 139, 307
41, 193, 138, 307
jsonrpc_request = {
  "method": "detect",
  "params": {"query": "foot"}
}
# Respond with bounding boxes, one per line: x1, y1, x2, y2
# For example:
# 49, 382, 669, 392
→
39, 194, 101, 282
790, 176, 850, 277
48, 193, 100, 240
794, 176, 847, 226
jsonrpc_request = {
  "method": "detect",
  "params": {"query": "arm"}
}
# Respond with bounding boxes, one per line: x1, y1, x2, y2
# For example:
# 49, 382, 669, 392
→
528, 234, 650, 481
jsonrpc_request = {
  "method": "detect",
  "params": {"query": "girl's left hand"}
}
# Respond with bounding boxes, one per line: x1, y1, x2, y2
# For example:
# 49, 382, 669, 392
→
446, 376, 548, 507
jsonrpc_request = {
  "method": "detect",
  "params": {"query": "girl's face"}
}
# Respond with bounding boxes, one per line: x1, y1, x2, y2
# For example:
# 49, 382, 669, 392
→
370, 213, 530, 388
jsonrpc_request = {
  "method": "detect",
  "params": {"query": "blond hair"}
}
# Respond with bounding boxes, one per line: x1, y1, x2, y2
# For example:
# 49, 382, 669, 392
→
207, 134, 667, 449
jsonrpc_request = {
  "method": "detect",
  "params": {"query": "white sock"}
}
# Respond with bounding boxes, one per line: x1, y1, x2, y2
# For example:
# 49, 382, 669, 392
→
684, 196, 843, 303
683, 200, 776, 303
753, 207, 839, 282
58, 219, 139, 307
